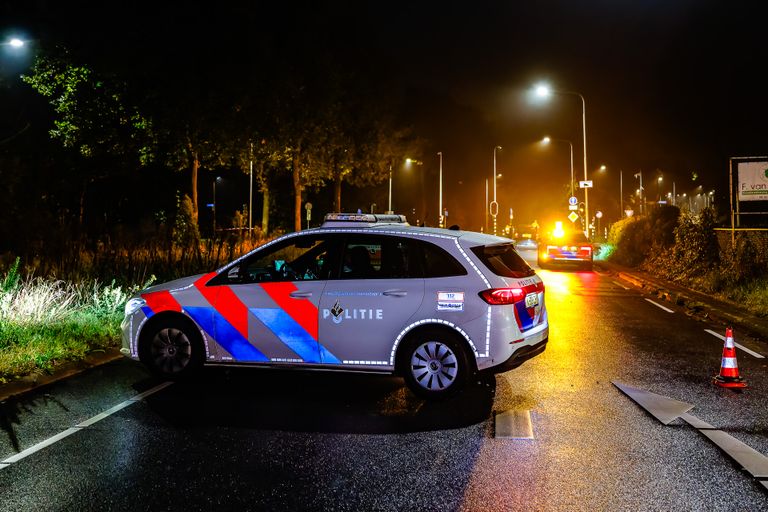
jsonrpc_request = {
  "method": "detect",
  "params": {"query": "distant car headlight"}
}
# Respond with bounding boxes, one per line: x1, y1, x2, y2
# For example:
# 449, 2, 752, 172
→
124, 297, 146, 316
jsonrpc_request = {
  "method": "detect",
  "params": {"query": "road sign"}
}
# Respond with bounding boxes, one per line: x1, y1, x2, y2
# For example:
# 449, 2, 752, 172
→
568, 196, 578, 206
568, 205, 578, 211
568, 211, 579, 223
579, 180, 593, 188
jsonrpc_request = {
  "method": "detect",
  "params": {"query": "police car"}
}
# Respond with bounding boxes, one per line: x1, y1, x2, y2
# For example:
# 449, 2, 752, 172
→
537, 223, 593, 271
121, 213, 548, 399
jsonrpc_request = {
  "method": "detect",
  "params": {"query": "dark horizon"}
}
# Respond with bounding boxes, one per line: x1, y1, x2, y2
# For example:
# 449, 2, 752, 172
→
2, 0, 766, 233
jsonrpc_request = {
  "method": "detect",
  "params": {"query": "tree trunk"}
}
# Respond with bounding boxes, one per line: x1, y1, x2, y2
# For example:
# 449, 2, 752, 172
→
293, 153, 302, 232
190, 153, 200, 223
261, 177, 270, 236
334, 172, 342, 213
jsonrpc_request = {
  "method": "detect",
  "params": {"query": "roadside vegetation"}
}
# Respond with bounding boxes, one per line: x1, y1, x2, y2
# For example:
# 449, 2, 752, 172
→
605, 206, 768, 317
0, 258, 131, 382
0, 228, 268, 383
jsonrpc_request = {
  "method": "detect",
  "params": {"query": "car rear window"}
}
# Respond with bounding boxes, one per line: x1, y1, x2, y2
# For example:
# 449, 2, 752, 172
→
471, 243, 536, 278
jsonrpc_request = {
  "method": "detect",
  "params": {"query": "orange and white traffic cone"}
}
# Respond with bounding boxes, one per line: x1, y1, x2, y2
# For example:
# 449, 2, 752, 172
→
713, 327, 747, 389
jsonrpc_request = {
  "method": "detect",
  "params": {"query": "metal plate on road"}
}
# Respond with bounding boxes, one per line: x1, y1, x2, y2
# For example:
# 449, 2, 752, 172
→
612, 381, 693, 425
495, 409, 534, 439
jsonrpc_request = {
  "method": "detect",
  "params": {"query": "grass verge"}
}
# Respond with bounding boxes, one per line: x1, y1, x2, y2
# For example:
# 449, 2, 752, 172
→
0, 260, 133, 383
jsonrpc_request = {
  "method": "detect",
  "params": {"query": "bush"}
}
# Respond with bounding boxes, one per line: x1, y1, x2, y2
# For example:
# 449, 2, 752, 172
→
0, 267, 129, 381
608, 216, 651, 267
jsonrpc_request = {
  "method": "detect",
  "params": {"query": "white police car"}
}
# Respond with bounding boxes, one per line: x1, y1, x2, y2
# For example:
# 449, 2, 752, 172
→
121, 213, 548, 399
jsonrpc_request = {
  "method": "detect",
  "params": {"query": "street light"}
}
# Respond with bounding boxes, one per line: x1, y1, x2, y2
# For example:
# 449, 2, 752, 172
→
534, 82, 590, 237
5, 38, 24, 48
437, 152, 443, 227
634, 170, 644, 215
387, 158, 422, 215
541, 136, 574, 197
491, 145, 502, 235
212, 176, 222, 234
657, 175, 663, 202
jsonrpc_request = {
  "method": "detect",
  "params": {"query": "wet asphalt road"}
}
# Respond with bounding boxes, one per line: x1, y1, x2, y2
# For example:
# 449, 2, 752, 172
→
1, 250, 767, 511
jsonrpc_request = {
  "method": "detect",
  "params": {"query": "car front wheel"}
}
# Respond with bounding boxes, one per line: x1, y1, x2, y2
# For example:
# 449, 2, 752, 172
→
140, 318, 204, 379
401, 329, 471, 399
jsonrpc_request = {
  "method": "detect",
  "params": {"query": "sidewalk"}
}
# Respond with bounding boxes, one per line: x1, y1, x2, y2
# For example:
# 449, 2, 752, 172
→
598, 260, 768, 343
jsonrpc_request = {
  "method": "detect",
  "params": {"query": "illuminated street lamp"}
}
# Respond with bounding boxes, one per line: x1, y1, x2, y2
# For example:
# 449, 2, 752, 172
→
634, 170, 644, 215
1, 37, 25, 48
657, 175, 663, 202
491, 146, 502, 235
212, 176, 222, 234
437, 152, 444, 227
541, 136, 574, 197
534, 82, 590, 237
387, 158, 422, 215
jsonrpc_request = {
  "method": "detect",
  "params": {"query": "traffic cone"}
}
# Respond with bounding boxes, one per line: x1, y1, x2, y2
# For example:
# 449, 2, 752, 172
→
713, 327, 747, 389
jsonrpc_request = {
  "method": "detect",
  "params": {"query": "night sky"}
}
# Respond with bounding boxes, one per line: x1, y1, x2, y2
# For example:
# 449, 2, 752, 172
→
2, 0, 766, 231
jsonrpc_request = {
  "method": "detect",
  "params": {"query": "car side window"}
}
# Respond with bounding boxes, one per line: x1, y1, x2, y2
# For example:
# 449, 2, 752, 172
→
227, 235, 341, 284
340, 235, 419, 279
418, 240, 468, 278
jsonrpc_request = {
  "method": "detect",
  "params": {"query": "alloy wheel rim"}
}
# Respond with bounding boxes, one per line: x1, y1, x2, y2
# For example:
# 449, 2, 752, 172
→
151, 328, 192, 373
410, 341, 458, 391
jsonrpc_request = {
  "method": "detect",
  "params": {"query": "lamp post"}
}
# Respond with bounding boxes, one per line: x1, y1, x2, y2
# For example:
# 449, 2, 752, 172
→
387, 158, 421, 215
535, 84, 590, 237
388, 163, 393, 214
491, 146, 502, 235
541, 136, 574, 197
634, 170, 644, 215
657, 175, 663, 203
438, 151, 443, 228
484, 179, 489, 232
212, 176, 222, 234
405, 158, 424, 224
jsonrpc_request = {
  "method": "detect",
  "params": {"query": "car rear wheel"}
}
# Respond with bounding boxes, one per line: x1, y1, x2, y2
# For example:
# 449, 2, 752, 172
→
140, 318, 204, 379
401, 329, 471, 399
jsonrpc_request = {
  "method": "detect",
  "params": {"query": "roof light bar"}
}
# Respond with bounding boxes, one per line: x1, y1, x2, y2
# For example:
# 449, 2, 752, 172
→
323, 213, 408, 224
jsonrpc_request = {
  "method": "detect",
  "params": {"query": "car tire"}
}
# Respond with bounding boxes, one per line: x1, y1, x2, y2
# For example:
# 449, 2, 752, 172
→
139, 316, 205, 379
400, 328, 472, 400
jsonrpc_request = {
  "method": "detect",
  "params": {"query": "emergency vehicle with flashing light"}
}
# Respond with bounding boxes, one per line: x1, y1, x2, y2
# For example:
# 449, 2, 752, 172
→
537, 222, 593, 270
121, 213, 549, 399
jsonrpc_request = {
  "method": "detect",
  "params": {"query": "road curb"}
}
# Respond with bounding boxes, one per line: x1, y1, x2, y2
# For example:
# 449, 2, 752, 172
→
0, 348, 123, 403
602, 262, 768, 343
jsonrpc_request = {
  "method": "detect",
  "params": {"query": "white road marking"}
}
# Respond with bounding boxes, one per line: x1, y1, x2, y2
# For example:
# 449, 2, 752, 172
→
704, 329, 765, 359
644, 298, 674, 313
612, 280, 630, 290
0, 381, 173, 469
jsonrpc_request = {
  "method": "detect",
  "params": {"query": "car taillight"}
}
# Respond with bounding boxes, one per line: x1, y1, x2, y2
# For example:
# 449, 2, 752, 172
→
479, 288, 525, 305
580, 246, 592, 253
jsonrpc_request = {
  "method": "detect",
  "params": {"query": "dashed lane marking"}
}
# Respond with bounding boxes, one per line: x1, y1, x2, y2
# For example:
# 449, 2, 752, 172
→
705, 329, 765, 359
644, 298, 674, 313
494, 409, 534, 439
612, 281, 630, 290
0, 381, 173, 470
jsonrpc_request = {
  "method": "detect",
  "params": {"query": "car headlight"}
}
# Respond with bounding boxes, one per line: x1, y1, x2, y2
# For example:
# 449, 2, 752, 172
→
124, 297, 146, 316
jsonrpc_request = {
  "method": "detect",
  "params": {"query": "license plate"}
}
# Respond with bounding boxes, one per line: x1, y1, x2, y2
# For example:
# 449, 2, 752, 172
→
525, 293, 539, 308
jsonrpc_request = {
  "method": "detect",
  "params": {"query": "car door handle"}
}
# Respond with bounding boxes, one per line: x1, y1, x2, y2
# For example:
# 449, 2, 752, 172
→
383, 289, 408, 297
289, 291, 312, 298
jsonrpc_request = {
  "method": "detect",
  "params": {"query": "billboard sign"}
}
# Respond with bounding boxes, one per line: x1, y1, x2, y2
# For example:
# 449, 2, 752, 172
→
737, 161, 768, 201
